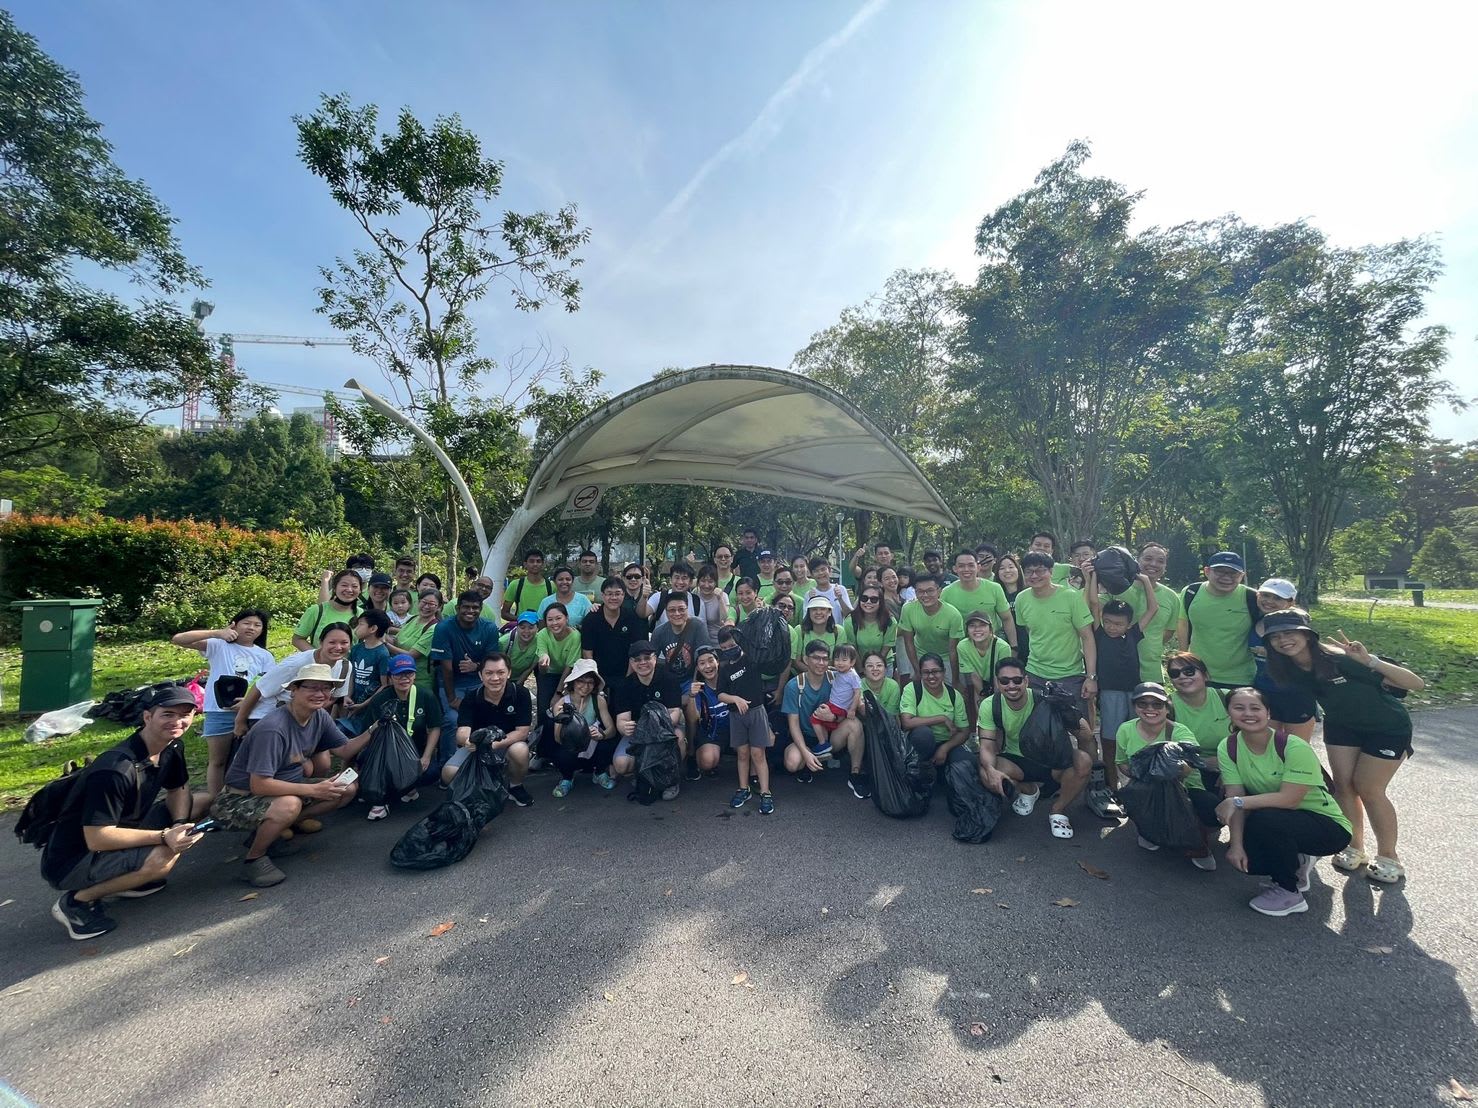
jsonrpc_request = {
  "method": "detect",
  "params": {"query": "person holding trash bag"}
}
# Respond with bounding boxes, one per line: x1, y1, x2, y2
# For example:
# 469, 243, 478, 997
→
441, 654, 533, 809
977, 658, 1092, 840
1215, 687, 1352, 917
546, 659, 618, 799
610, 642, 685, 800
390, 731, 508, 871
352, 655, 441, 819
1114, 682, 1221, 867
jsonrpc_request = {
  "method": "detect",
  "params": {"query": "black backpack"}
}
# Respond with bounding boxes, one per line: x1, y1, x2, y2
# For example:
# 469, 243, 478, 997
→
1092, 546, 1140, 595
14, 756, 112, 849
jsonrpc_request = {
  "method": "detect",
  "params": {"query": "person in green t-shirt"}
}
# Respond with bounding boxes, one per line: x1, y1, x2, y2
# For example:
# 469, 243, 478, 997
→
1262, 609, 1424, 887
1113, 682, 1220, 865
788, 555, 815, 601
977, 657, 1093, 840
942, 550, 1018, 649
500, 549, 556, 623
534, 603, 582, 739
899, 654, 971, 769
846, 585, 897, 669
1176, 550, 1257, 687
896, 575, 964, 681
957, 611, 1013, 729
1013, 552, 1095, 712
503, 613, 542, 687
1215, 686, 1354, 918
860, 651, 901, 716
760, 568, 801, 626
391, 590, 445, 690
293, 569, 363, 650
1164, 652, 1229, 773
1029, 532, 1073, 585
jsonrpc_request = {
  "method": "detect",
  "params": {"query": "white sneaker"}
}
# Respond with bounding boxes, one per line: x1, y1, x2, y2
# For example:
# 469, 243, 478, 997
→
367, 805, 389, 821
1012, 789, 1039, 816
1137, 834, 1161, 852
400, 789, 420, 803
661, 784, 680, 802
1296, 853, 1315, 892
1190, 853, 1216, 871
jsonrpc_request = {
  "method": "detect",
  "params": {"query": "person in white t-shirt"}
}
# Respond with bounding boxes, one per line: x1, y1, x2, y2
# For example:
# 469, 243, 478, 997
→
172, 609, 277, 798
804, 557, 853, 621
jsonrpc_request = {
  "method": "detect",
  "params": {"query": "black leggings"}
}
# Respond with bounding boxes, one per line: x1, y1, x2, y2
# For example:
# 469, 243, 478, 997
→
1243, 808, 1352, 892
539, 732, 618, 779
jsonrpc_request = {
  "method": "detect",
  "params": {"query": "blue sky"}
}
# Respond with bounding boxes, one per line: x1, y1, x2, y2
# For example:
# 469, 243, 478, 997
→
13, 0, 1478, 438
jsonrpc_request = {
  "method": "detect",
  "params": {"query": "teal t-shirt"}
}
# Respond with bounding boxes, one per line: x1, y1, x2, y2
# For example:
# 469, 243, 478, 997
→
1013, 585, 1092, 679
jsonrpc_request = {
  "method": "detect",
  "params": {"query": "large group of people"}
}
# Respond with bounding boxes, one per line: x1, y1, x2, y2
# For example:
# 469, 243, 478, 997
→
34, 531, 1425, 941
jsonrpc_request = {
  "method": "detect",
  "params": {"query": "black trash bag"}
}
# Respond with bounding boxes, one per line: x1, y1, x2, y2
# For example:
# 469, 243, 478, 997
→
1128, 739, 1207, 782
448, 728, 509, 826
862, 691, 932, 818
553, 708, 591, 753
739, 607, 792, 675
946, 758, 1008, 843
1117, 777, 1203, 850
1016, 684, 1079, 770
357, 718, 422, 805
627, 701, 681, 805
1092, 546, 1140, 595
389, 801, 480, 870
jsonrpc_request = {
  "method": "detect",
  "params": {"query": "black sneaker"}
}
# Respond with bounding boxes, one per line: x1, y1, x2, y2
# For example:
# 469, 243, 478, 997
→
508, 785, 533, 808
115, 879, 167, 899
795, 768, 814, 784
685, 759, 702, 782
848, 774, 872, 800
51, 893, 116, 941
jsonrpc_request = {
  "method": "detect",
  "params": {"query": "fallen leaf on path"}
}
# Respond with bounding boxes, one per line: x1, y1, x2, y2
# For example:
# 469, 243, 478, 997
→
478, 917, 488, 923
346, 996, 360, 1008
971, 887, 993, 895
429, 921, 455, 938
374, 956, 391, 965
996, 903, 1010, 910
380, 1015, 392, 1025
968, 1022, 987, 1037
239, 892, 259, 901
730, 972, 754, 988
172, 943, 196, 957
1015, 856, 1026, 863
0, 899, 14, 908
1052, 898, 1080, 909
1450, 1078, 1472, 1102
593, 849, 610, 856
603, 992, 616, 1002
664, 888, 673, 896
820, 907, 830, 915
78, 947, 99, 957
1363, 945, 1394, 955
1078, 862, 1110, 881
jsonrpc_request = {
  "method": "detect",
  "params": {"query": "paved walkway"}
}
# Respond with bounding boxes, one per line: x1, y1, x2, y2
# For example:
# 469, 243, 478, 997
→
1326, 595, 1478, 611
1, 710, 1476, 1107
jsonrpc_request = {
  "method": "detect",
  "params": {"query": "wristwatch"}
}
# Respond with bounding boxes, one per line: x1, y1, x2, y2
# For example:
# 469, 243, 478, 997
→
1232, 796, 1245, 809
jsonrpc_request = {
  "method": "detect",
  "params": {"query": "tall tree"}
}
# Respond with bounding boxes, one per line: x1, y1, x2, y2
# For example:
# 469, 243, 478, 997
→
0, 12, 242, 465
1224, 226, 1450, 603
296, 93, 590, 580
951, 142, 1222, 542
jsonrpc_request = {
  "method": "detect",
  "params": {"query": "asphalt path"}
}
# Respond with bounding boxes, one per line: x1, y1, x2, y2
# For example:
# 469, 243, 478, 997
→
1, 710, 1476, 1108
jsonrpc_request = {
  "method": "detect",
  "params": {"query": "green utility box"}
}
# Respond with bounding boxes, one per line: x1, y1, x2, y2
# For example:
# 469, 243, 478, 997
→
10, 598, 102, 713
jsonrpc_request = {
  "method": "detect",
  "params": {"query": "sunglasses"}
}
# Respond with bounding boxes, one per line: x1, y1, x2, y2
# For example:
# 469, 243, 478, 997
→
1166, 667, 1200, 679
997, 675, 1025, 686
860, 595, 881, 603
624, 573, 642, 580
1134, 699, 1167, 709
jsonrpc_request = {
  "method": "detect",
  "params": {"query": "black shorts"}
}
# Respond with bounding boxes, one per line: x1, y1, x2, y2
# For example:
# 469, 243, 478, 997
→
998, 750, 1056, 785
1322, 721, 1412, 761
1258, 683, 1318, 724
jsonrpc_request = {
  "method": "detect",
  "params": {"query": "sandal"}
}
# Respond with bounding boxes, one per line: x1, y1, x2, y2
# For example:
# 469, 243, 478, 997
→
1012, 789, 1040, 817
1332, 846, 1369, 871
1367, 856, 1405, 884
1049, 813, 1074, 839
552, 779, 573, 799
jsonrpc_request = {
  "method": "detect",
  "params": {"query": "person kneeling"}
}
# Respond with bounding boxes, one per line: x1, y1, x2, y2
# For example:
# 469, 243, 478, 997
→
1114, 682, 1222, 870
899, 651, 973, 776
211, 664, 374, 888
44, 686, 212, 940
441, 653, 533, 808
977, 658, 1092, 840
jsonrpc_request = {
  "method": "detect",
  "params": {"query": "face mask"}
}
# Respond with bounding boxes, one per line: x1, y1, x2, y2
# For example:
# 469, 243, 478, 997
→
718, 645, 741, 663
355, 568, 372, 582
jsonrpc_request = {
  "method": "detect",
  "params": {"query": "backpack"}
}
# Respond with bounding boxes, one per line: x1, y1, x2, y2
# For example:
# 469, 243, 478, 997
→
306, 599, 361, 644
911, 679, 959, 712
1225, 729, 1337, 794
14, 757, 98, 849
1181, 582, 1259, 641
992, 687, 1076, 769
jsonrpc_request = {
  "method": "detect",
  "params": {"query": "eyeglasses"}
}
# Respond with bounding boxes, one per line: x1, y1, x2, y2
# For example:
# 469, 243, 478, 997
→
1134, 699, 1166, 709
997, 675, 1025, 686
920, 668, 944, 677
1166, 667, 1200, 679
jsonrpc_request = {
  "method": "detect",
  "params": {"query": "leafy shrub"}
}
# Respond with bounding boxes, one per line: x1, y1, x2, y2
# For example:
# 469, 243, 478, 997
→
135, 574, 317, 637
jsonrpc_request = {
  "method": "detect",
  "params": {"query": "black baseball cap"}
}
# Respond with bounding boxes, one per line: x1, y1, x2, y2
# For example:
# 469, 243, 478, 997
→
148, 685, 198, 710
628, 641, 657, 658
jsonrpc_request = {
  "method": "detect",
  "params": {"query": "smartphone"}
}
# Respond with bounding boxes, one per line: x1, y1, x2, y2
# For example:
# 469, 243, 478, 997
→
188, 818, 220, 834
332, 767, 359, 787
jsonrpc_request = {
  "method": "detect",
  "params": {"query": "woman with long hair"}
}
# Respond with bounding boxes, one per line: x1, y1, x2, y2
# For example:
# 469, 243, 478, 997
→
293, 569, 363, 651
994, 553, 1028, 666
172, 609, 275, 797
847, 585, 897, 671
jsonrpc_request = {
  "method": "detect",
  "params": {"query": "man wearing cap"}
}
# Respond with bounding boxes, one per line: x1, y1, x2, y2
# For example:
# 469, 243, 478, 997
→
1250, 578, 1318, 737
610, 641, 686, 800
431, 590, 502, 744
1177, 552, 1259, 688
755, 550, 777, 591
43, 686, 212, 940
214, 663, 374, 888
581, 577, 648, 686
350, 654, 444, 816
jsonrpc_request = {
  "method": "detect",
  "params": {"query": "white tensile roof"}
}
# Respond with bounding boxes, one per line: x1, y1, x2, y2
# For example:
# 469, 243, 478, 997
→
524, 364, 958, 528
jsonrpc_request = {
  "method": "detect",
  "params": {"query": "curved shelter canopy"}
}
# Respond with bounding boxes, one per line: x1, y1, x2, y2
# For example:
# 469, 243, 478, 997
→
522, 364, 958, 528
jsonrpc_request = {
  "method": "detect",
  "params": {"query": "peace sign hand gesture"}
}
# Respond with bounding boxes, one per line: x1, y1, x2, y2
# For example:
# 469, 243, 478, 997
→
1331, 629, 1373, 666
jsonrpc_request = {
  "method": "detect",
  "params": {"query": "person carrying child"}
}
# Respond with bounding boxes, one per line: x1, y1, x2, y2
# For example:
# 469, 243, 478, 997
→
808, 643, 863, 758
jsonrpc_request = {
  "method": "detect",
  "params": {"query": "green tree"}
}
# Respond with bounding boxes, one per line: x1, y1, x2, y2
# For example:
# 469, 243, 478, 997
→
1224, 226, 1450, 603
0, 13, 247, 466
296, 93, 590, 581
951, 143, 1223, 542
0, 464, 107, 516
1410, 527, 1475, 587
1330, 519, 1402, 580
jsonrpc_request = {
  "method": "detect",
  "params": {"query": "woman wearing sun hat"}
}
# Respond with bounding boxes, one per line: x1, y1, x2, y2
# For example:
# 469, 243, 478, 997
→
545, 658, 617, 798
1262, 608, 1424, 884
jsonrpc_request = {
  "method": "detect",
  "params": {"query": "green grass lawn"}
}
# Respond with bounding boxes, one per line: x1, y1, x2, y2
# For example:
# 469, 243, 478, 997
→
0, 604, 1473, 809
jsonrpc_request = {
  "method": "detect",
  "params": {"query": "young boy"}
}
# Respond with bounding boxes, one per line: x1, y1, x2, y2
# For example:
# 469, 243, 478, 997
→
1085, 571, 1159, 799
716, 626, 775, 815
344, 609, 392, 717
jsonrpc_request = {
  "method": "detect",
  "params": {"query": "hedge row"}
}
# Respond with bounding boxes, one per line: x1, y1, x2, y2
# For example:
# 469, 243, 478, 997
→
0, 516, 317, 636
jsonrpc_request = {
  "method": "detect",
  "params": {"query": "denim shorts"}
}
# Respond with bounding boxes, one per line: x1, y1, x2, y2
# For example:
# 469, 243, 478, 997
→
202, 710, 238, 738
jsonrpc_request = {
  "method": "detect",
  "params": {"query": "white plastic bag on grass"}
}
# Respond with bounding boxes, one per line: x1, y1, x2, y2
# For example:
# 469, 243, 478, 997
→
24, 701, 97, 743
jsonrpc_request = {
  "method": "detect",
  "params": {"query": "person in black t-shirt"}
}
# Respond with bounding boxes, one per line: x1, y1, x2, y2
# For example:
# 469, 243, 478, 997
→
715, 626, 776, 814
44, 686, 212, 941
1085, 574, 1159, 810
441, 653, 535, 808
609, 641, 684, 795
580, 577, 648, 686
